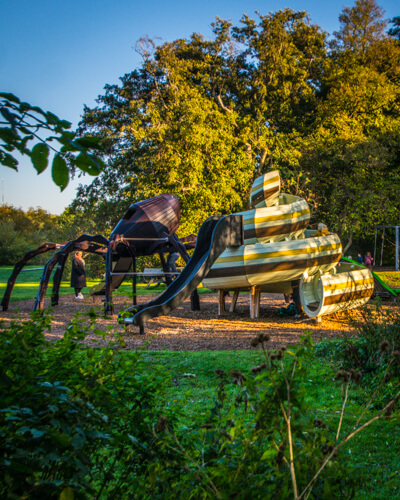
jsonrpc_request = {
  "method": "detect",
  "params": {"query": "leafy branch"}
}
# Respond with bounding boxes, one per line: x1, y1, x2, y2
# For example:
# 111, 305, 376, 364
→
0, 92, 105, 191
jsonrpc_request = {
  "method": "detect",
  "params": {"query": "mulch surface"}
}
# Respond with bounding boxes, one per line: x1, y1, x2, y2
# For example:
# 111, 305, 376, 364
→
0, 292, 355, 351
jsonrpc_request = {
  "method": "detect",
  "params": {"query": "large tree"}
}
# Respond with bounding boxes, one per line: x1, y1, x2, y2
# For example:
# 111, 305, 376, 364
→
300, 0, 400, 249
76, 9, 326, 234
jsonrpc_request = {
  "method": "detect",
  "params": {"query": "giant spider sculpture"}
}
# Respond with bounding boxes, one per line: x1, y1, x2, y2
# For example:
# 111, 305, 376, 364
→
1, 194, 197, 315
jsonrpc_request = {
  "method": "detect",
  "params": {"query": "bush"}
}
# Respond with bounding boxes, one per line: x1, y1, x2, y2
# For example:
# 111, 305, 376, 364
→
151, 335, 356, 499
0, 311, 170, 499
315, 301, 400, 374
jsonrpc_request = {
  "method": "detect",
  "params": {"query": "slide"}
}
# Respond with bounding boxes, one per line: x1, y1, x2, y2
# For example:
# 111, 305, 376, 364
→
120, 214, 243, 327
341, 257, 400, 298
90, 256, 133, 295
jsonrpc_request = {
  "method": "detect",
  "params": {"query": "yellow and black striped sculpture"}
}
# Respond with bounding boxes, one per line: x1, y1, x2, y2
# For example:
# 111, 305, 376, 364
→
203, 171, 374, 319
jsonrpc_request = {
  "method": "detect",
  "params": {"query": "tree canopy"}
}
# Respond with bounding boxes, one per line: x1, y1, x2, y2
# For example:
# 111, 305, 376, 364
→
74, 0, 400, 249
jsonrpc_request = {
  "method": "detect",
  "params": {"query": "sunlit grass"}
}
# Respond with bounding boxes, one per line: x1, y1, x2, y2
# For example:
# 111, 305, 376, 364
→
0, 266, 211, 303
375, 271, 400, 289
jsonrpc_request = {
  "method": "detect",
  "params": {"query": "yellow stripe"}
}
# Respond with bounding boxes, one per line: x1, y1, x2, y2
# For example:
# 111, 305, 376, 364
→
215, 243, 342, 264
251, 175, 280, 194
243, 208, 310, 226
323, 278, 374, 292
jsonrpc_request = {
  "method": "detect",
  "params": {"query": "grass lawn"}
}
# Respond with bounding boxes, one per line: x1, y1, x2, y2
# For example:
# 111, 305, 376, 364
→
375, 271, 400, 289
141, 349, 400, 499
0, 266, 211, 302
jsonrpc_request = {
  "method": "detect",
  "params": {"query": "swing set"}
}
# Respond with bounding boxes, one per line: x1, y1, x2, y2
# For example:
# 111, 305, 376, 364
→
374, 225, 400, 271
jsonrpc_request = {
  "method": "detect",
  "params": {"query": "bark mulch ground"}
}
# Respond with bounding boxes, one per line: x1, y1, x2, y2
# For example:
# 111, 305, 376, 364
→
0, 291, 355, 351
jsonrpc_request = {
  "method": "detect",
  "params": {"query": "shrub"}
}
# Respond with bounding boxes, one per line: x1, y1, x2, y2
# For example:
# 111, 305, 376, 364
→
0, 311, 170, 499
315, 301, 400, 401
151, 335, 355, 499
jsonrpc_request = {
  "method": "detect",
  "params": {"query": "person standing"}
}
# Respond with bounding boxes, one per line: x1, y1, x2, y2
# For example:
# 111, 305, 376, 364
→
71, 251, 87, 299
166, 251, 179, 275
357, 253, 363, 265
364, 252, 373, 270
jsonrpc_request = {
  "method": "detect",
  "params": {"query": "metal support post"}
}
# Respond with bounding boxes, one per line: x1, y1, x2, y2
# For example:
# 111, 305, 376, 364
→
132, 257, 137, 306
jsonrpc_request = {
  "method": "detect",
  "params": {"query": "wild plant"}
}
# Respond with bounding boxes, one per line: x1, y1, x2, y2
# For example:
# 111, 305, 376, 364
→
152, 333, 400, 499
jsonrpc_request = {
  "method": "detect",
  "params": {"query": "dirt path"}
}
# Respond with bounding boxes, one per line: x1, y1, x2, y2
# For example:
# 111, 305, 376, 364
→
0, 291, 355, 351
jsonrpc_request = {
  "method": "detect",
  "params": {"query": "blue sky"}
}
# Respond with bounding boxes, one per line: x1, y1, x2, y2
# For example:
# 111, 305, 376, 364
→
1, 0, 398, 214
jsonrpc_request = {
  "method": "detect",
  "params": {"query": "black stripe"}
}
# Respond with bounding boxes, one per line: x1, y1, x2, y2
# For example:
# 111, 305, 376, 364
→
244, 219, 309, 240
251, 185, 279, 206
323, 288, 373, 306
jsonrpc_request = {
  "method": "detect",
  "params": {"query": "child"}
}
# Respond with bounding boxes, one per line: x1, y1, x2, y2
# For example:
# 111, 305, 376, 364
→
364, 252, 373, 270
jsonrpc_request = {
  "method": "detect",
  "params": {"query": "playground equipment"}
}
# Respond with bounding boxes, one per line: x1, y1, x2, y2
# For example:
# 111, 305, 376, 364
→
1, 194, 197, 314
374, 225, 400, 271
2, 171, 375, 329
121, 171, 375, 330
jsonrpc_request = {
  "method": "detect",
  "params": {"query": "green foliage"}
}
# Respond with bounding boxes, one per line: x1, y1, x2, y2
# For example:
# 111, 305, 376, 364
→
0, 312, 399, 498
0, 205, 61, 265
0, 93, 104, 191
0, 311, 170, 498
316, 301, 400, 377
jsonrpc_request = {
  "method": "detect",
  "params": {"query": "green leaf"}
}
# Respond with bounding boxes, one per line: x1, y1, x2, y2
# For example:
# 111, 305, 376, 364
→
52, 154, 69, 191
0, 92, 21, 104
0, 151, 18, 169
55, 432, 71, 446
31, 143, 49, 173
46, 111, 62, 125
0, 127, 20, 143
261, 448, 276, 460
74, 153, 102, 175
59, 486, 74, 500
0, 108, 19, 126
75, 136, 103, 150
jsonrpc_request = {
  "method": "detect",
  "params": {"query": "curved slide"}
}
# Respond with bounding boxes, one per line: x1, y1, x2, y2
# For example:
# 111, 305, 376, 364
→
120, 214, 243, 328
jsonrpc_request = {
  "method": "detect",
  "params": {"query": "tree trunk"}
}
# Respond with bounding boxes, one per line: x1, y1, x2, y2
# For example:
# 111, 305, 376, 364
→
343, 231, 353, 255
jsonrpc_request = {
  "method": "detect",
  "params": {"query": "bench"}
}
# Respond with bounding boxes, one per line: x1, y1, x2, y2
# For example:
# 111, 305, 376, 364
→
143, 268, 165, 288
142, 267, 184, 288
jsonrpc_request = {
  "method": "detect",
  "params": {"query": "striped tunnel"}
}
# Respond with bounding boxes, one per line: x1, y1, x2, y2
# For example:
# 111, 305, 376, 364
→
300, 263, 374, 318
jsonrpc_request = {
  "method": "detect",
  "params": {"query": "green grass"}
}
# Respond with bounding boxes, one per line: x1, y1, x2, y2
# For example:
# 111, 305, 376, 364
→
0, 266, 211, 302
140, 349, 400, 499
375, 271, 400, 289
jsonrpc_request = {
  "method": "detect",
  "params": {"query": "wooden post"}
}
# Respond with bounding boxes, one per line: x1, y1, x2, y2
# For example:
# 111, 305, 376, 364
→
250, 286, 256, 319
218, 289, 225, 316
229, 289, 240, 312
250, 286, 261, 319
254, 286, 261, 319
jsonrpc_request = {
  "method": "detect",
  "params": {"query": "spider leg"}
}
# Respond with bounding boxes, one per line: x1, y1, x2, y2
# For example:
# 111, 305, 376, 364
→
1, 242, 63, 311
34, 234, 109, 311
